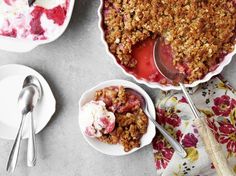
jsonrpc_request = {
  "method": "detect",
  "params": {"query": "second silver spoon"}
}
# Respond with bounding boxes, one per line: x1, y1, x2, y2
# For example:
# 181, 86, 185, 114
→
23, 75, 42, 167
6, 85, 40, 172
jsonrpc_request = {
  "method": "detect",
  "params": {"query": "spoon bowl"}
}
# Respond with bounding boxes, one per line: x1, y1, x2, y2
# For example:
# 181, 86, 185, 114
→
18, 85, 40, 115
153, 38, 186, 84
23, 75, 42, 99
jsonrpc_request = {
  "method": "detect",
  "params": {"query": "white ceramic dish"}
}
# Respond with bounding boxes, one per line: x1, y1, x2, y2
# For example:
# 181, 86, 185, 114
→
98, 0, 236, 91
0, 0, 75, 52
78, 79, 156, 156
0, 64, 56, 140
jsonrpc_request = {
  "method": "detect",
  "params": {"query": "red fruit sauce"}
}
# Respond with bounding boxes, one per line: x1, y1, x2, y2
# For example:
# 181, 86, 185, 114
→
123, 37, 228, 84
30, 5, 67, 36
124, 38, 173, 84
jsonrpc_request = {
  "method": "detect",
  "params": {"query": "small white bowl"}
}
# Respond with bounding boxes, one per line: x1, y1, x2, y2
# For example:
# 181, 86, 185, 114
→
98, 0, 236, 91
78, 79, 156, 156
0, 0, 75, 52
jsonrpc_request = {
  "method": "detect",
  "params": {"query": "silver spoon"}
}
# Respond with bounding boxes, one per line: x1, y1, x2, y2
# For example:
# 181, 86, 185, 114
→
23, 75, 42, 167
153, 38, 203, 121
6, 85, 40, 172
125, 88, 187, 158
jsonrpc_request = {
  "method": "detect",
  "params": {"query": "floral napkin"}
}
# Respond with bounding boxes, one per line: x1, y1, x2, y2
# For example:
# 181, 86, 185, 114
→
152, 76, 236, 176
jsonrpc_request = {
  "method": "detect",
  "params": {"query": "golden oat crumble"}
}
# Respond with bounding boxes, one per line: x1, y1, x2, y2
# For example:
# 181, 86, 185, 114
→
103, 0, 236, 83
94, 86, 148, 152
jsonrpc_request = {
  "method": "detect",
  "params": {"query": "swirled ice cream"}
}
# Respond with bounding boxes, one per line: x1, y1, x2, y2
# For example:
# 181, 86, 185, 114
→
80, 101, 116, 138
0, 0, 69, 40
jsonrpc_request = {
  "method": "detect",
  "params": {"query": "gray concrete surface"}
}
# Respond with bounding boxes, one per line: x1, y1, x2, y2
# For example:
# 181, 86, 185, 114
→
0, 0, 235, 176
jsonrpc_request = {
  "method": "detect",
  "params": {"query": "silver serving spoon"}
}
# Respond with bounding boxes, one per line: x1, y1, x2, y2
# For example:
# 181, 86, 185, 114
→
125, 88, 187, 158
23, 75, 42, 167
6, 85, 40, 173
153, 38, 202, 121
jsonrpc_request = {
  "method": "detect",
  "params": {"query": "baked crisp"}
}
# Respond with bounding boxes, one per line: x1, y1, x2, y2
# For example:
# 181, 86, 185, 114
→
103, 0, 236, 83
94, 86, 148, 152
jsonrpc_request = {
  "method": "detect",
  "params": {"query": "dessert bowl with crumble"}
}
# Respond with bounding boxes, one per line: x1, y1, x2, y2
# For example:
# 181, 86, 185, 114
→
0, 0, 75, 52
78, 80, 156, 156
98, 0, 236, 90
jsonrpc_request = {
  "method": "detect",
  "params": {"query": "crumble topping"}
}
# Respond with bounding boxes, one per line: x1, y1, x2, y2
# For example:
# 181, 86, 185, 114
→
103, 0, 236, 83
95, 86, 148, 152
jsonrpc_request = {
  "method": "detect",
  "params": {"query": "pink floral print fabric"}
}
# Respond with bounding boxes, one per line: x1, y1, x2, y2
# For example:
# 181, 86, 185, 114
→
152, 77, 236, 176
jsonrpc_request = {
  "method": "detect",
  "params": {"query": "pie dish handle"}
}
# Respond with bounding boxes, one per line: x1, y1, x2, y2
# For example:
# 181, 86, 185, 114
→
0, 37, 38, 52
194, 118, 235, 176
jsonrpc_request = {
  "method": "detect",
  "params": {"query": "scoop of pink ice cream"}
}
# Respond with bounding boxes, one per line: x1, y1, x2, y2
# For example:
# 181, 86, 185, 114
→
80, 101, 116, 138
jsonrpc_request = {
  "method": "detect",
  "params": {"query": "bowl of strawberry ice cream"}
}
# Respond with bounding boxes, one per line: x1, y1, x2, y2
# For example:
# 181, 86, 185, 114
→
0, 0, 75, 52
80, 101, 116, 138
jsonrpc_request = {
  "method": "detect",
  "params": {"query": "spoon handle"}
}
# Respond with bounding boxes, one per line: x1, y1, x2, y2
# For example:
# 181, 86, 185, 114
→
6, 115, 26, 173
27, 112, 36, 167
179, 83, 201, 118
147, 111, 187, 158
